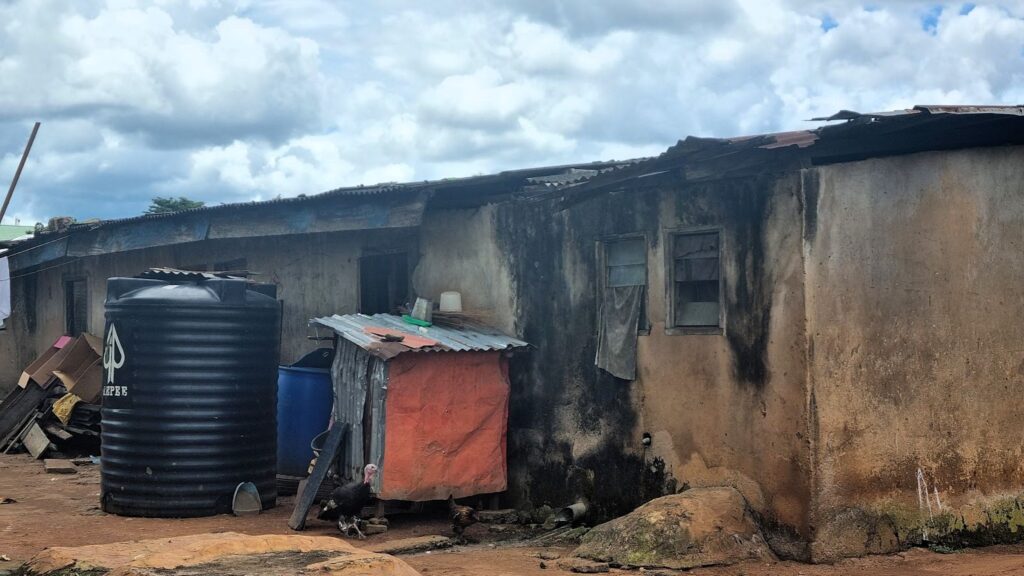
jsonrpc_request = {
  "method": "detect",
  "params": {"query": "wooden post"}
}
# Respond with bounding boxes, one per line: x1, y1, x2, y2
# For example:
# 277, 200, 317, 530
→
0, 122, 40, 224
289, 423, 348, 531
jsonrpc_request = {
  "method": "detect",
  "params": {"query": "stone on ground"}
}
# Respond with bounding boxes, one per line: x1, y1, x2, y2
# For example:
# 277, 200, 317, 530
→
43, 459, 77, 474
556, 557, 610, 573
365, 535, 453, 555
477, 509, 520, 524
24, 532, 419, 575
572, 487, 774, 570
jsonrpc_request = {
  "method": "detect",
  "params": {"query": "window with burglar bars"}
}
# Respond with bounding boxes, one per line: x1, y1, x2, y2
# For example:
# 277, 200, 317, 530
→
603, 236, 648, 332
65, 278, 88, 336
670, 231, 721, 328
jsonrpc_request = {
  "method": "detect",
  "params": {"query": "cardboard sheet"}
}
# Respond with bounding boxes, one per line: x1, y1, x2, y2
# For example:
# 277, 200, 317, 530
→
379, 352, 509, 501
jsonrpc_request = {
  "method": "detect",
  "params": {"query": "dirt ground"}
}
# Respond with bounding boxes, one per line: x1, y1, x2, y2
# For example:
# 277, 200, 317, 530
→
3, 453, 1024, 575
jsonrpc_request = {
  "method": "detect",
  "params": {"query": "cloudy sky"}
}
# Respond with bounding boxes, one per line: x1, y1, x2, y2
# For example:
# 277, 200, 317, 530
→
0, 1, 1022, 223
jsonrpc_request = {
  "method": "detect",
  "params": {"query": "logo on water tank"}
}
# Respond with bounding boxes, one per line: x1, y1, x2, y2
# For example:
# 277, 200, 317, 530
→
102, 323, 127, 398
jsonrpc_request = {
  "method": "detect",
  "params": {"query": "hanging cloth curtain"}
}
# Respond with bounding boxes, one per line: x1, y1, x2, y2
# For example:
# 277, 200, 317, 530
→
595, 284, 643, 380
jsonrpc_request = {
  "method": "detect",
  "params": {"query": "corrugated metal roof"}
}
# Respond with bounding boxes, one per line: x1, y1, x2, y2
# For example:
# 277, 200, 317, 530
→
811, 104, 1024, 122
56, 160, 637, 230
312, 313, 528, 360
137, 267, 248, 281
63, 182, 424, 229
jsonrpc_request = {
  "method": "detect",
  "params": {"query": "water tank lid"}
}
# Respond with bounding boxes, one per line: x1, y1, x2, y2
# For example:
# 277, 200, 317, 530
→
106, 277, 277, 308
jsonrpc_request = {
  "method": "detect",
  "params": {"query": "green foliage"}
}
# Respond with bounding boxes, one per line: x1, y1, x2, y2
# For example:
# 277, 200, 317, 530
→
145, 196, 205, 214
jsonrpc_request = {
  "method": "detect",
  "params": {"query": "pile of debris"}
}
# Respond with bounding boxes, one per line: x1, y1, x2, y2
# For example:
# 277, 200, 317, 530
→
0, 334, 103, 460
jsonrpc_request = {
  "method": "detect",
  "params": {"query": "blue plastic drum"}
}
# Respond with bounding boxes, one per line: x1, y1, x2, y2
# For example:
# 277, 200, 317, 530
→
276, 366, 332, 477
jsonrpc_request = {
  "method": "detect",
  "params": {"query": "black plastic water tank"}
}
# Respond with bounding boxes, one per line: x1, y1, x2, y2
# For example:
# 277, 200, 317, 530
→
100, 277, 281, 517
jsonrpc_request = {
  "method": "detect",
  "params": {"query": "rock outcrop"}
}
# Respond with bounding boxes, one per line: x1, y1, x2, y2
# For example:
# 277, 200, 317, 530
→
25, 532, 420, 576
573, 487, 773, 570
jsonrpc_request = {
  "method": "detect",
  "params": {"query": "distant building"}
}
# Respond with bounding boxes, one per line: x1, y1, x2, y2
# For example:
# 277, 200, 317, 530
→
0, 223, 34, 244
3, 105, 1024, 561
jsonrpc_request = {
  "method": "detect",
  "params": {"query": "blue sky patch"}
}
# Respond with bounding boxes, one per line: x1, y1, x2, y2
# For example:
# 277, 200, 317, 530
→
921, 5, 942, 34
821, 14, 838, 31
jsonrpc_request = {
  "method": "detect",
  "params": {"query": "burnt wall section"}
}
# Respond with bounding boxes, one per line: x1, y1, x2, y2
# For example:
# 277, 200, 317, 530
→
646, 174, 812, 555
495, 173, 812, 545
495, 187, 664, 522
804, 145, 1024, 561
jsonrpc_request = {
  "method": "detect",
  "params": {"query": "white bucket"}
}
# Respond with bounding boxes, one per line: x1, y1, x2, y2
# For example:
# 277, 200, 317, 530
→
439, 291, 463, 312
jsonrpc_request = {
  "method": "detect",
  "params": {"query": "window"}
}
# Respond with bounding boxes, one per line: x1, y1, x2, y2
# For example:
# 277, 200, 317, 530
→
595, 236, 647, 379
601, 236, 648, 332
605, 238, 646, 288
64, 278, 88, 336
359, 252, 409, 315
670, 230, 721, 329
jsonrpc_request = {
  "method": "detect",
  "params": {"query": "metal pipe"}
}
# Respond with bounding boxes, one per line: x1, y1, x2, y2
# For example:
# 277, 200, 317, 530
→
553, 501, 588, 527
0, 122, 40, 224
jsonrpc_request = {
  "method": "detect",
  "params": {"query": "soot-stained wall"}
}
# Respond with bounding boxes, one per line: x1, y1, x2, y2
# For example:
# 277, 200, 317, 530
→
492, 172, 812, 555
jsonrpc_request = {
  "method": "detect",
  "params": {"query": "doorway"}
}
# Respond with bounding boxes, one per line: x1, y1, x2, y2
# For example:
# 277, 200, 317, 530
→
359, 252, 409, 315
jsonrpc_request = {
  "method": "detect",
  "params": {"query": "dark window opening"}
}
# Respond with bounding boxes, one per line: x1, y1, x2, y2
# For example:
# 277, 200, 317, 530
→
65, 278, 88, 336
603, 237, 648, 332
359, 253, 409, 315
671, 231, 721, 328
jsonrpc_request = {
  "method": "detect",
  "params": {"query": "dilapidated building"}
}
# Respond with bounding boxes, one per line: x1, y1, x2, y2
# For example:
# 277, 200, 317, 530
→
3, 105, 1024, 561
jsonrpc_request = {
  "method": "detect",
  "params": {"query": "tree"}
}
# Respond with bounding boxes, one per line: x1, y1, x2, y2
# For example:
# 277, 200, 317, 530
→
146, 196, 205, 214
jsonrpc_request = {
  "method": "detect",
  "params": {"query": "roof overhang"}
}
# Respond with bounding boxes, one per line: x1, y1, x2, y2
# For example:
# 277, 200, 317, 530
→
9, 189, 428, 272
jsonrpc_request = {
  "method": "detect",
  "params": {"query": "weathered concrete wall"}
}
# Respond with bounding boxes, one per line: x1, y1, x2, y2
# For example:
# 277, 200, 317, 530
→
0, 271, 40, 392
495, 174, 812, 556
413, 205, 517, 335
641, 174, 811, 557
804, 146, 1024, 561
0, 228, 417, 392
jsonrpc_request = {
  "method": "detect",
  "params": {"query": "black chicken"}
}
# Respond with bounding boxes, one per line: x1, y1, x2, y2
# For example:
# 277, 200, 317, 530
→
448, 494, 478, 540
318, 464, 378, 538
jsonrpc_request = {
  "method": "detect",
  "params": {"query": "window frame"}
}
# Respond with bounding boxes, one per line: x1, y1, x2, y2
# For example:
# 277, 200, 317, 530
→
596, 232, 650, 335
664, 226, 725, 335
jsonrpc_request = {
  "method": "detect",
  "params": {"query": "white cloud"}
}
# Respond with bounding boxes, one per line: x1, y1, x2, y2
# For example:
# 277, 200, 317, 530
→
1, 1, 323, 146
0, 0, 1021, 222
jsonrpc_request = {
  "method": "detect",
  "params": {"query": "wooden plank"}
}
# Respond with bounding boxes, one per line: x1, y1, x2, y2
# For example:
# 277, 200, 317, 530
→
23, 423, 51, 459
0, 411, 34, 453
288, 423, 347, 531
44, 459, 77, 474
42, 423, 73, 441
0, 384, 47, 439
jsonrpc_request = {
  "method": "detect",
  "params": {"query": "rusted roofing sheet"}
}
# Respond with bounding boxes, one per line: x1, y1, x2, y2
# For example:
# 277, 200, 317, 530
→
812, 104, 1024, 121
313, 313, 528, 360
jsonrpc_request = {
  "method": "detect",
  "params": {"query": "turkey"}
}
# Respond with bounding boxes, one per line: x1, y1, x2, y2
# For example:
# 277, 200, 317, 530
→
448, 494, 478, 541
318, 464, 378, 539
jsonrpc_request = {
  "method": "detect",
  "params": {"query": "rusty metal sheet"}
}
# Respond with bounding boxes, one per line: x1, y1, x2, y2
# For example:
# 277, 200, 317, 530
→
312, 313, 527, 360
914, 105, 1024, 116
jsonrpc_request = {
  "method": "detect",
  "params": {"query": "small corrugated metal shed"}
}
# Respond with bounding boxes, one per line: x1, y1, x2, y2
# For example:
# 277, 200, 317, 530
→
311, 314, 528, 501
